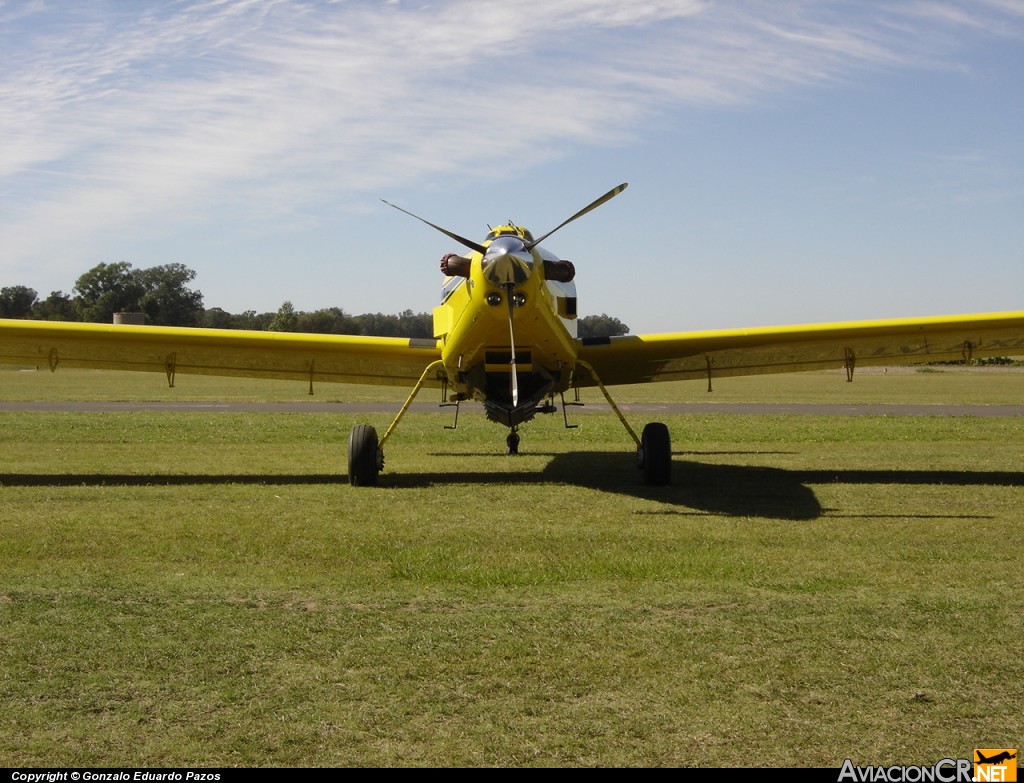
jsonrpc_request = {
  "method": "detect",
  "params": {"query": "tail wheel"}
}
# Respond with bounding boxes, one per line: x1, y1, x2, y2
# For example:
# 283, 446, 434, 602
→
348, 424, 380, 486
639, 422, 671, 486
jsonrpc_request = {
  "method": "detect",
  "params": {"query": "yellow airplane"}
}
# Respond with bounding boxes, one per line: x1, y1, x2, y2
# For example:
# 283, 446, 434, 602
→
2, 182, 1024, 486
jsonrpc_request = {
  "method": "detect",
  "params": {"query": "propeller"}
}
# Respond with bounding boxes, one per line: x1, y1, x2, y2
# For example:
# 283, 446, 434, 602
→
505, 283, 518, 407
380, 199, 487, 255
381, 183, 631, 412
381, 182, 629, 257
525, 182, 628, 249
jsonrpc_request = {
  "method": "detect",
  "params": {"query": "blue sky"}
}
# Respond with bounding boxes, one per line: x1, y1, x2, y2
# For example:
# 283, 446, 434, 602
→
2, 0, 1022, 332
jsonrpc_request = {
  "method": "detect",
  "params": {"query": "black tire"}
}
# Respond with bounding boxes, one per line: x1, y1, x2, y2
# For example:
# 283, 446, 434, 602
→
348, 424, 380, 486
640, 422, 671, 486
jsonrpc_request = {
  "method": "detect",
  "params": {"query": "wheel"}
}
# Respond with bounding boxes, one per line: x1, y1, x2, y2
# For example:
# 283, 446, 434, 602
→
506, 430, 520, 455
348, 424, 380, 486
639, 422, 671, 485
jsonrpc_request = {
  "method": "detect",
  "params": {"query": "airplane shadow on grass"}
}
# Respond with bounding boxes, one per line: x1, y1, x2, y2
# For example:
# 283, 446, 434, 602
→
3, 451, 1023, 521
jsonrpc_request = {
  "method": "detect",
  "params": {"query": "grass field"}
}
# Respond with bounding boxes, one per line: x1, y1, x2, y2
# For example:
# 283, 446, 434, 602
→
1, 368, 1021, 767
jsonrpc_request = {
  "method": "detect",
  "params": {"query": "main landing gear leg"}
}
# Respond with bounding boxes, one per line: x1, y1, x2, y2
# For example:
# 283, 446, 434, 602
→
347, 360, 445, 486
575, 360, 672, 486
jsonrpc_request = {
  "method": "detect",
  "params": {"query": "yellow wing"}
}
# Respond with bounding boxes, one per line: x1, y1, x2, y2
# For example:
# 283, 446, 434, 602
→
577, 311, 1024, 386
0, 319, 442, 387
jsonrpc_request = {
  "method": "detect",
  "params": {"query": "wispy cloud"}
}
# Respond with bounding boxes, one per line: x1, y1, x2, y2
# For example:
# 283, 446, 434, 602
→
1, 0, 1021, 286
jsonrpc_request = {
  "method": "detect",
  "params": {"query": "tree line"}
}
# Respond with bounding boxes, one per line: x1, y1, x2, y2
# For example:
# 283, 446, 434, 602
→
1, 262, 629, 338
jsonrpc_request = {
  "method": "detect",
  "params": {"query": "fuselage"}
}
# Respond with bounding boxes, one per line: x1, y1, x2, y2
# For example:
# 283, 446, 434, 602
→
432, 231, 579, 426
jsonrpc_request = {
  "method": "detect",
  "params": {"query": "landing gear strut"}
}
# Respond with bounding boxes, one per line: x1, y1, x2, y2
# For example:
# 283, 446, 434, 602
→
575, 359, 673, 486
347, 359, 444, 486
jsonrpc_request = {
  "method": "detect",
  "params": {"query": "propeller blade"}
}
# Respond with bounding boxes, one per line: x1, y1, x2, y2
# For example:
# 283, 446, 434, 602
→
380, 199, 488, 255
525, 182, 628, 249
506, 284, 518, 408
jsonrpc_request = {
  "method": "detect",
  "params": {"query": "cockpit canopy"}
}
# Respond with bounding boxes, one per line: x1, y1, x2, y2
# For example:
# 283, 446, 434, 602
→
485, 224, 534, 243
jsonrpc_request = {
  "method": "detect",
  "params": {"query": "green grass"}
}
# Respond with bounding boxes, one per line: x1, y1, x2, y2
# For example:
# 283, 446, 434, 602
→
1, 369, 1022, 766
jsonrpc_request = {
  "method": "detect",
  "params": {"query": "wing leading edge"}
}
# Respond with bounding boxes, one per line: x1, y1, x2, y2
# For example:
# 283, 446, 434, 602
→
577, 311, 1024, 387
0, 319, 442, 388
5, 311, 1023, 392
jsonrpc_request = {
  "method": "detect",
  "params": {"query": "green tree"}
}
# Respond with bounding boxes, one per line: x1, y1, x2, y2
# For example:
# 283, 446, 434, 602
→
396, 309, 432, 338
223, 310, 275, 330
201, 307, 236, 329
73, 262, 145, 323
138, 263, 204, 326
73, 261, 204, 326
268, 301, 298, 332
31, 291, 76, 321
0, 286, 38, 318
353, 312, 400, 336
577, 313, 629, 338
295, 307, 358, 335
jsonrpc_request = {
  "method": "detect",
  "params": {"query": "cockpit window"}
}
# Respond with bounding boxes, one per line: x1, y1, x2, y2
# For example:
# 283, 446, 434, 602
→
485, 224, 534, 243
